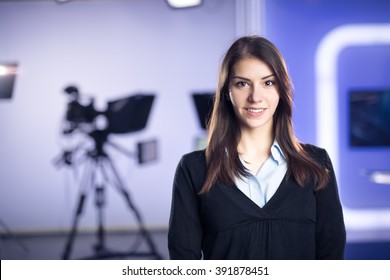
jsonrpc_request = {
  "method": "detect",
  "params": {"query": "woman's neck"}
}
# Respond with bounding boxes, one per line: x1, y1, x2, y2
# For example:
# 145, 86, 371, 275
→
238, 125, 274, 165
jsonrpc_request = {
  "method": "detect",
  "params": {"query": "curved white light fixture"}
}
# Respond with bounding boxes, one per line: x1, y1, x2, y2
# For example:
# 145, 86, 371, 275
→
315, 23, 390, 230
166, 0, 202, 9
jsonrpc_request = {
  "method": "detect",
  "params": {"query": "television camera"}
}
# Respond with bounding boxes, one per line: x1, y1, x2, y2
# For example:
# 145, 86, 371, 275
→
54, 85, 161, 260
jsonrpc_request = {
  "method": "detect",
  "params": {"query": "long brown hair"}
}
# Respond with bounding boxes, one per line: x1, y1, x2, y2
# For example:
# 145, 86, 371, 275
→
200, 35, 328, 194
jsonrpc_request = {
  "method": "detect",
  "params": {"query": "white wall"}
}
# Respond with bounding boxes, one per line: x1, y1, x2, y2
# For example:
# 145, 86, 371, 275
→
0, 0, 236, 232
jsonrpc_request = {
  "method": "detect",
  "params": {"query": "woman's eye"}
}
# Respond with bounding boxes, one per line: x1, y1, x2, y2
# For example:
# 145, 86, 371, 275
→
236, 81, 249, 87
264, 80, 275, 86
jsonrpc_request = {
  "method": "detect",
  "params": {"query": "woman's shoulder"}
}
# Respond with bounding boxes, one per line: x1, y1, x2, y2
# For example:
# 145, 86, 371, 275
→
181, 149, 206, 160
179, 149, 207, 169
300, 143, 331, 164
301, 143, 326, 155
176, 150, 207, 188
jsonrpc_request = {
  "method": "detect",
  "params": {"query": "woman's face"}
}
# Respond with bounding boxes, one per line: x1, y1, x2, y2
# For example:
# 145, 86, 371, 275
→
228, 57, 280, 133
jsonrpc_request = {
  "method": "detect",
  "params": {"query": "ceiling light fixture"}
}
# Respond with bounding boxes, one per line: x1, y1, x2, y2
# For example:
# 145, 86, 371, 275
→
166, 0, 202, 9
55, 0, 72, 4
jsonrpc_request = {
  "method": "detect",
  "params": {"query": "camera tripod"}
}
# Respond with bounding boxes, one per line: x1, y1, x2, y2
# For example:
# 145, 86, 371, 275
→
61, 130, 162, 260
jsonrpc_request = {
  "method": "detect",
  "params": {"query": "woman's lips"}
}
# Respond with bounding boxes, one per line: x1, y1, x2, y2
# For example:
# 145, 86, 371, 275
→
246, 108, 264, 113
244, 107, 266, 117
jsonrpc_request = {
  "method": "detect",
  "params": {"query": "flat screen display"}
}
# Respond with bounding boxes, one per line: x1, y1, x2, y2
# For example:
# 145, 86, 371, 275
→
349, 89, 390, 146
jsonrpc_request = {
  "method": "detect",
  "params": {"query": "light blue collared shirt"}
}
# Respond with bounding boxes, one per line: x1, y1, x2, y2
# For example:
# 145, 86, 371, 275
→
235, 140, 287, 208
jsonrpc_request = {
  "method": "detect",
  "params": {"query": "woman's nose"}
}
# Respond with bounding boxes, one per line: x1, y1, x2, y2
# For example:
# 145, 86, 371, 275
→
249, 85, 263, 103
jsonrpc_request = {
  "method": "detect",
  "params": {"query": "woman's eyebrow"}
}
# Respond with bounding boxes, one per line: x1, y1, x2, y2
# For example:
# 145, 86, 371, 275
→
232, 76, 250, 81
232, 74, 275, 81
261, 74, 275, 80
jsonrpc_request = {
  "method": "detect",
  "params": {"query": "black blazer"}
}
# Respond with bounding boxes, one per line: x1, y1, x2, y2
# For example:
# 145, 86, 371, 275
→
168, 144, 346, 259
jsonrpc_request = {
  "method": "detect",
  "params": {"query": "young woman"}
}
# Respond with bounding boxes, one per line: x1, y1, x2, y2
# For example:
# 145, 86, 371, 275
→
168, 36, 346, 260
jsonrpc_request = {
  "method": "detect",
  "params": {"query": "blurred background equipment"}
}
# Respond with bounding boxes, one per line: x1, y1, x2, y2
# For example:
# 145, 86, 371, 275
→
192, 92, 214, 130
0, 62, 18, 99
349, 89, 390, 147
105, 94, 155, 134
192, 92, 214, 150
0, 62, 24, 256
55, 85, 161, 259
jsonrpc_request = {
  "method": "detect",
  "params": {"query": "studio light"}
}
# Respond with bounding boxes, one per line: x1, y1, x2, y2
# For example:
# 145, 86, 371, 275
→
0, 64, 17, 76
192, 92, 215, 150
192, 92, 214, 130
0, 63, 18, 99
166, 0, 202, 9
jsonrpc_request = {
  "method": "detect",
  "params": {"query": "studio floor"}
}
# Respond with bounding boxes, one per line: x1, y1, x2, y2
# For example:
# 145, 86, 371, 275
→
1, 229, 390, 260
0, 230, 169, 260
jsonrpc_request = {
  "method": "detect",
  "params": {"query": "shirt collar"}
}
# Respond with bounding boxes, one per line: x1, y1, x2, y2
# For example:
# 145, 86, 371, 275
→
270, 140, 286, 165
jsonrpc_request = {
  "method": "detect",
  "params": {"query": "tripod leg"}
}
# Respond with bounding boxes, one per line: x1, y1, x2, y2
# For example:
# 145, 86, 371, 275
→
121, 191, 162, 259
102, 157, 162, 259
0, 217, 29, 254
93, 184, 106, 254
62, 158, 95, 260
62, 193, 86, 260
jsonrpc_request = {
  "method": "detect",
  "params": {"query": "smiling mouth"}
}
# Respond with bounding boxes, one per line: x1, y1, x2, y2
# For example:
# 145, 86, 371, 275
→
246, 108, 265, 113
